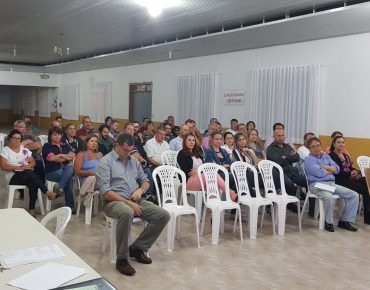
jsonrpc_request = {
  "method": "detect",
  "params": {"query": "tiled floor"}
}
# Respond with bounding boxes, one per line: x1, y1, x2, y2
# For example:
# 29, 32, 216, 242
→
2, 185, 370, 290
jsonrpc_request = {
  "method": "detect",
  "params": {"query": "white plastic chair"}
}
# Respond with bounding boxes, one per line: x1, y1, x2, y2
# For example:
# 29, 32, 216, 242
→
38, 135, 48, 146
161, 150, 182, 198
40, 207, 72, 240
258, 160, 301, 235
6, 184, 45, 216
0, 133, 7, 153
300, 168, 340, 230
75, 176, 100, 225
45, 180, 59, 213
102, 215, 146, 263
357, 156, 370, 176
153, 165, 200, 252
198, 163, 243, 245
231, 161, 275, 239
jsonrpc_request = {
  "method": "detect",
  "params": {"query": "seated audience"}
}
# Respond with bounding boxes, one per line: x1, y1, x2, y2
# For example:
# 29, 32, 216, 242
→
202, 122, 218, 151
0, 130, 57, 217
203, 118, 219, 136
298, 132, 315, 161
185, 119, 202, 141
23, 115, 40, 134
42, 127, 76, 212
96, 133, 170, 276
304, 137, 359, 232
76, 116, 92, 141
329, 136, 370, 224
104, 116, 113, 128
177, 132, 236, 200
247, 129, 265, 160
246, 121, 256, 136
55, 116, 64, 127
169, 124, 189, 151
88, 128, 100, 139
232, 133, 261, 166
132, 121, 147, 159
221, 132, 234, 157
109, 120, 121, 141
264, 123, 295, 150
237, 123, 248, 137
139, 117, 150, 133
266, 128, 307, 212
173, 126, 180, 137
163, 122, 175, 143
62, 123, 84, 153
74, 134, 102, 203
50, 120, 62, 129
205, 131, 237, 201
325, 131, 351, 157
98, 125, 115, 156
144, 127, 170, 168
142, 121, 156, 144
226, 119, 238, 135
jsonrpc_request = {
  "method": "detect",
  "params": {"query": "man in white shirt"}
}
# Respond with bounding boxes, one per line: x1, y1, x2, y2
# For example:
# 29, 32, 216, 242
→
264, 123, 296, 150
144, 127, 170, 167
226, 119, 238, 135
297, 132, 315, 161
169, 124, 189, 151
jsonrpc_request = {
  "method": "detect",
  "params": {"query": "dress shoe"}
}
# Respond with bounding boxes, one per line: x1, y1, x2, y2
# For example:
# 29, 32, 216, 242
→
116, 258, 136, 276
324, 222, 334, 232
129, 246, 152, 264
338, 221, 358, 232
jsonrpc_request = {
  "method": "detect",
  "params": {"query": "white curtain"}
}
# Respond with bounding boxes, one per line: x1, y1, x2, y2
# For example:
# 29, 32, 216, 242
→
90, 81, 113, 123
11, 87, 36, 116
177, 73, 218, 131
36, 87, 52, 117
251, 65, 322, 144
59, 84, 80, 120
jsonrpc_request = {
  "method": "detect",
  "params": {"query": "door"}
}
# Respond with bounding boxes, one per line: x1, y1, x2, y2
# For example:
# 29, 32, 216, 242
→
129, 83, 152, 122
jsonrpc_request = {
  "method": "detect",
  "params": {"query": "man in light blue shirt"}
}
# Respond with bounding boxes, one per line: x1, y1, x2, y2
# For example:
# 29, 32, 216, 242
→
169, 124, 189, 151
304, 137, 358, 232
96, 133, 170, 276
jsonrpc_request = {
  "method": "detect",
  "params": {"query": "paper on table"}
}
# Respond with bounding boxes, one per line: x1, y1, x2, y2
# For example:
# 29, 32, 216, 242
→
314, 182, 336, 193
0, 245, 65, 269
8, 262, 87, 290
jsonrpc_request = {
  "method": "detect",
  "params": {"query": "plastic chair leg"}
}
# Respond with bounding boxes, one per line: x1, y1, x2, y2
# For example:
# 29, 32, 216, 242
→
200, 207, 207, 236
319, 199, 325, 230
249, 206, 259, 240
277, 203, 287, 236
166, 215, 175, 252
237, 207, 243, 241
297, 201, 302, 231
260, 205, 266, 228
37, 190, 45, 216
211, 209, 221, 245
271, 203, 276, 235
76, 197, 82, 219
110, 220, 117, 264
85, 197, 94, 225
7, 187, 16, 208
176, 216, 181, 240
194, 212, 200, 248
93, 194, 99, 215
219, 210, 224, 234
195, 192, 203, 223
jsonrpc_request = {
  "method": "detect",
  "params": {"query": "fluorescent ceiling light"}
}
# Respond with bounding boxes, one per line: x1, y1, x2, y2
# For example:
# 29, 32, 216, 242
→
134, 0, 182, 17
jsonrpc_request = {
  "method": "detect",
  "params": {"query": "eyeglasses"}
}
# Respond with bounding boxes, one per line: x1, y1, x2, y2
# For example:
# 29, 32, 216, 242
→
11, 137, 22, 141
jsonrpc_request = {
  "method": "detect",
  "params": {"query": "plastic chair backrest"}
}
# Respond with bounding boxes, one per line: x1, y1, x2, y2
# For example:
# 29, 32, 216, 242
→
198, 163, 231, 203
231, 161, 262, 200
357, 156, 370, 176
258, 160, 287, 198
0, 134, 6, 152
40, 207, 72, 240
38, 135, 48, 146
153, 165, 188, 207
161, 150, 179, 167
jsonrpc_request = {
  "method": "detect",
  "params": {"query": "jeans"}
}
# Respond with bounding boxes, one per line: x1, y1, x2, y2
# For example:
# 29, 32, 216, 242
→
309, 182, 359, 224
46, 164, 75, 209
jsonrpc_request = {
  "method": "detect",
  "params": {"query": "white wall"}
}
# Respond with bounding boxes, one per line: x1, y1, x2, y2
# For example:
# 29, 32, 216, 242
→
59, 32, 370, 138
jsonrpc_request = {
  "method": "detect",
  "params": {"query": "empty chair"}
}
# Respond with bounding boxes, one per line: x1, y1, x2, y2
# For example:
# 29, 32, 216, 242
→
40, 207, 72, 240
231, 161, 275, 239
258, 160, 301, 235
153, 165, 200, 252
198, 163, 243, 245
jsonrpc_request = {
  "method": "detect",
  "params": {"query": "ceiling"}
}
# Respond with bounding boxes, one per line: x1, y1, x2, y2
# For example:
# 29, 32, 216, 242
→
0, 0, 368, 73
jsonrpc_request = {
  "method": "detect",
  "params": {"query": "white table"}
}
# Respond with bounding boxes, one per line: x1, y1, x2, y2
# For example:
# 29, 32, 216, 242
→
0, 208, 101, 289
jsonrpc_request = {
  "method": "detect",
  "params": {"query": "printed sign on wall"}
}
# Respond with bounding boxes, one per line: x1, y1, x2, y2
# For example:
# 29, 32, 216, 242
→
223, 90, 245, 106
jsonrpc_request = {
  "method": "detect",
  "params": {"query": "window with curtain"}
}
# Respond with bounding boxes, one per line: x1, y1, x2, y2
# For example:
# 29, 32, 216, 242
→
59, 84, 80, 120
90, 81, 113, 123
251, 65, 322, 144
11, 87, 36, 116
177, 73, 218, 131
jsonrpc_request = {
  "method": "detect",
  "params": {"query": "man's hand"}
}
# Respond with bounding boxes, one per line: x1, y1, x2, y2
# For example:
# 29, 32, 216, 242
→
131, 188, 143, 202
127, 200, 142, 216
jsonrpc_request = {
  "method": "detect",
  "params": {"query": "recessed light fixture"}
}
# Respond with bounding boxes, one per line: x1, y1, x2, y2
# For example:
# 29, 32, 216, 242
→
134, 0, 182, 17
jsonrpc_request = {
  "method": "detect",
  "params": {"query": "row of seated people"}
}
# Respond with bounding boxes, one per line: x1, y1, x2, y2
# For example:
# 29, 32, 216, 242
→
1, 117, 369, 276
